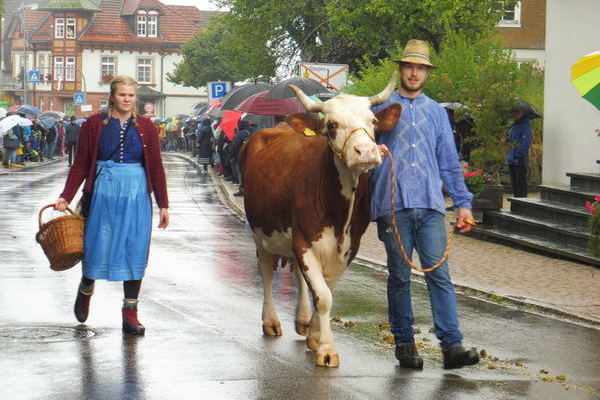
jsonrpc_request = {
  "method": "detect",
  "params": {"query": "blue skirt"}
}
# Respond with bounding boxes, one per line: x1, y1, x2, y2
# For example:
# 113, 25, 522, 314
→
82, 161, 152, 281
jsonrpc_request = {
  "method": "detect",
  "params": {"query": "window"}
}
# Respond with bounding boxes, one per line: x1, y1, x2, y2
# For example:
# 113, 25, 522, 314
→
65, 57, 75, 81
55, 18, 65, 38
54, 56, 64, 81
66, 18, 76, 39
495, 0, 521, 27
101, 56, 116, 81
137, 12, 147, 37
137, 10, 159, 37
137, 58, 152, 83
147, 11, 158, 37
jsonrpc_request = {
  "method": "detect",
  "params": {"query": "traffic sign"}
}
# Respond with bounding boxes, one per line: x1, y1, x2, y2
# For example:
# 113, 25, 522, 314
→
298, 62, 349, 92
28, 70, 41, 83
207, 81, 231, 103
73, 93, 86, 106
144, 102, 155, 113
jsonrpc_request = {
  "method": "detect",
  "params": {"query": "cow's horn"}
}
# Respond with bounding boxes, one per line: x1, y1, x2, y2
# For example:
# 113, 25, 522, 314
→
369, 70, 399, 106
289, 84, 324, 113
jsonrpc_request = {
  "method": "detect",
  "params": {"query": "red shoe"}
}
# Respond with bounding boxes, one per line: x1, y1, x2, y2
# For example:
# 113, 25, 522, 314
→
122, 299, 145, 335
74, 282, 94, 323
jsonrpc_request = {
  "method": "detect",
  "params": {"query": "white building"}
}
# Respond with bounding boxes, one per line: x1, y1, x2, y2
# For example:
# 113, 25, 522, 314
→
542, 0, 600, 185
3, 0, 221, 117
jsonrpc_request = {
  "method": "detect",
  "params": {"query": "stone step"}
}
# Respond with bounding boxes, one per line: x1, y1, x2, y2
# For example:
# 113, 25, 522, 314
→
508, 197, 590, 228
567, 172, 600, 193
540, 185, 597, 207
472, 226, 600, 266
483, 210, 590, 249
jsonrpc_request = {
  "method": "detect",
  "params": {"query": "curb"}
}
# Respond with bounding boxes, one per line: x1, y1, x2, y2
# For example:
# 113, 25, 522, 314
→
171, 151, 600, 331
0, 156, 66, 175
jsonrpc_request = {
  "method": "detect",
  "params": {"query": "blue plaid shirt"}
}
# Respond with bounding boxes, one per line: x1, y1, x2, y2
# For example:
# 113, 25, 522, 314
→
369, 92, 472, 221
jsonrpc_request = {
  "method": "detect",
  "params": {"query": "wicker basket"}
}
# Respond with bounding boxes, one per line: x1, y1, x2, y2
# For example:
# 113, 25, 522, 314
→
36, 204, 84, 271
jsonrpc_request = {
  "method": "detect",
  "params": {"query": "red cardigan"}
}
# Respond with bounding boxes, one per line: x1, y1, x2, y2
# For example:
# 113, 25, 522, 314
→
60, 113, 169, 209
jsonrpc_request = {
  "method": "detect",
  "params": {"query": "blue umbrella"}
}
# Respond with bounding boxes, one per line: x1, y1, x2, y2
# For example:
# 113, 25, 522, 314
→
15, 104, 42, 118
76, 118, 86, 124
36, 117, 57, 130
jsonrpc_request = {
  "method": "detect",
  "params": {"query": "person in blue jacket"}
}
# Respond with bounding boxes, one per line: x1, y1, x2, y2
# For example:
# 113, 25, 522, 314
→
506, 107, 532, 197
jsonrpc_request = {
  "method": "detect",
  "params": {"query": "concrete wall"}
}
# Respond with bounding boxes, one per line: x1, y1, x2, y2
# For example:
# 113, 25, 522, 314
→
513, 48, 545, 68
542, 0, 600, 186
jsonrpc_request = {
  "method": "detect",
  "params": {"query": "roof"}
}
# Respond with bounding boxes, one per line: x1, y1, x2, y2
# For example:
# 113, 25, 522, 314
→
7, 9, 51, 41
137, 85, 166, 99
41, 0, 101, 11
168, 7, 223, 29
79, 0, 202, 45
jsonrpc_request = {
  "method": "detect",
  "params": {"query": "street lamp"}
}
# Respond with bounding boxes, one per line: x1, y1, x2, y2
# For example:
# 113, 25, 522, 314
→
18, 1, 39, 105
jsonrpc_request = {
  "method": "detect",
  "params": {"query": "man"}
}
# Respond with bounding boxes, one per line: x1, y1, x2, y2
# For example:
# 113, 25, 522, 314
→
45, 125, 57, 160
370, 39, 480, 370
505, 107, 532, 197
65, 116, 80, 167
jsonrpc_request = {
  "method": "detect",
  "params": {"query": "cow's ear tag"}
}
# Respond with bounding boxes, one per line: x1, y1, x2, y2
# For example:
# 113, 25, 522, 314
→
303, 128, 317, 137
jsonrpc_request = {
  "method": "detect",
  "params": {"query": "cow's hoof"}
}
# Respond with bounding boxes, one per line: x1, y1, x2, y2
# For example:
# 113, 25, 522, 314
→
316, 352, 339, 368
262, 323, 282, 336
306, 337, 319, 351
295, 321, 310, 337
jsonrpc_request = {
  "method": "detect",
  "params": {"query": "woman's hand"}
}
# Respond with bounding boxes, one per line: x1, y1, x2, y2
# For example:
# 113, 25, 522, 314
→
54, 197, 69, 212
158, 208, 169, 229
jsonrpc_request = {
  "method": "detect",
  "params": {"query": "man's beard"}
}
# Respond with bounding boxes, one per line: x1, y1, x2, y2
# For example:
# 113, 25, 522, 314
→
400, 77, 424, 93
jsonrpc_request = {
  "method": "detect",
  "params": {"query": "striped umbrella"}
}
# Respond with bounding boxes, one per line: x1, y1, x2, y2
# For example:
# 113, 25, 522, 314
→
571, 50, 600, 110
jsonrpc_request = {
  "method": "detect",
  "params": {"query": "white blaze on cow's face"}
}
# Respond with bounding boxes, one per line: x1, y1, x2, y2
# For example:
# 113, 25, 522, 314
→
289, 71, 398, 173
321, 95, 382, 172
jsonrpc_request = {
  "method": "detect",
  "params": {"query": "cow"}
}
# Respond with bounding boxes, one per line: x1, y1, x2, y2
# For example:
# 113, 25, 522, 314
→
239, 72, 402, 367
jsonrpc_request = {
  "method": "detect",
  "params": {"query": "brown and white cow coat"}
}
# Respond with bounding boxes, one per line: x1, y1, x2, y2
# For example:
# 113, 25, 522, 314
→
240, 73, 401, 367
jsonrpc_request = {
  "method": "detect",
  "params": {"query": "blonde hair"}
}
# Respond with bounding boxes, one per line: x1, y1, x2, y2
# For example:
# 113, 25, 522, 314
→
102, 75, 138, 125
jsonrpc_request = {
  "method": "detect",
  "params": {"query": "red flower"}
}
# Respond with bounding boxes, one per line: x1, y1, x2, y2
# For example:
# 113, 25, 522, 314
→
477, 169, 483, 174
595, 195, 600, 202
586, 201, 596, 215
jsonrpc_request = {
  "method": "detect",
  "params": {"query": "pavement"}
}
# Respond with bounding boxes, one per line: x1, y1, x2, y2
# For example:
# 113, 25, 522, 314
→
0, 154, 67, 175
191, 153, 600, 327
2, 152, 600, 399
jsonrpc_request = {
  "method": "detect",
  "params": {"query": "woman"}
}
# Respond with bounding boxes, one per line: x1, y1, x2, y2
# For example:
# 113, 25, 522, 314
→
54, 75, 169, 335
505, 107, 532, 198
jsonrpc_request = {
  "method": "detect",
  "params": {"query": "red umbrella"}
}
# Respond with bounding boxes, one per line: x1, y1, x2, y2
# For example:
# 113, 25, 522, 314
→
220, 110, 242, 141
235, 91, 305, 115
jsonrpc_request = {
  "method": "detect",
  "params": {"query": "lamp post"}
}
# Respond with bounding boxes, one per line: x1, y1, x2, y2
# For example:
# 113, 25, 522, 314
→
18, 2, 39, 105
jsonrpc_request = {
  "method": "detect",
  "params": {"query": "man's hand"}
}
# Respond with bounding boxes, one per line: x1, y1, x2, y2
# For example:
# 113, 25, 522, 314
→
378, 144, 390, 156
158, 208, 169, 229
456, 208, 476, 233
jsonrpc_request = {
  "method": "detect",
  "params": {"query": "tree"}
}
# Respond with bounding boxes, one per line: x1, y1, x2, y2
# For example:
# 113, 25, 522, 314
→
167, 15, 277, 87
348, 30, 543, 181
176, 0, 509, 81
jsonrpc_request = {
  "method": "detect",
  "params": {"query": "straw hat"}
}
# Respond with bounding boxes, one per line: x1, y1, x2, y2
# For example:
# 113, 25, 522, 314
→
394, 39, 436, 68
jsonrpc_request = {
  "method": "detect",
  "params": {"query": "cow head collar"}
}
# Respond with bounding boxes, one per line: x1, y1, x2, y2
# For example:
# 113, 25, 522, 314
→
289, 71, 398, 173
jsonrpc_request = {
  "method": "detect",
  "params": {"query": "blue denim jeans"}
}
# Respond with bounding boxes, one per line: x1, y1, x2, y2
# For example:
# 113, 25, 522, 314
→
377, 208, 463, 350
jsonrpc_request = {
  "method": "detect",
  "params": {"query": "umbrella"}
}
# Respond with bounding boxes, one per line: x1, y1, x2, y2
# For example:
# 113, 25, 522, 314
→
242, 113, 273, 128
235, 91, 305, 115
513, 99, 542, 119
220, 110, 242, 140
162, 117, 172, 123
0, 115, 30, 134
571, 50, 600, 110
0, 108, 6, 118
36, 117, 57, 130
14, 104, 42, 118
439, 102, 469, 111
265, 77, 331, 100
39, 111, 63, 120
76, 118, 86, 125
220, 83, 272, 111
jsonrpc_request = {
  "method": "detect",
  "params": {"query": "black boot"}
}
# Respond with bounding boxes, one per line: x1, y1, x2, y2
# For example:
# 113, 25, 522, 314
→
122, 299, 145, 335
443, 346, 480, 369
395, 343, 424, 369
74, 282, 94, 323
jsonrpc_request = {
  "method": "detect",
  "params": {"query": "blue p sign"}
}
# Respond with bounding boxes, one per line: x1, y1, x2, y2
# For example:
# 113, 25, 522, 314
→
211, 82, 228, 99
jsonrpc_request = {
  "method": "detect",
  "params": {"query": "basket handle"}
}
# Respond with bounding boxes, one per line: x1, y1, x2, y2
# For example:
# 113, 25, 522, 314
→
38, 204, 75, 229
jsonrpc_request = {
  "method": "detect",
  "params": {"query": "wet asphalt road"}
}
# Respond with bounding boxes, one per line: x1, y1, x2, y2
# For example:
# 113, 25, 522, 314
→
0, 154, 599, 400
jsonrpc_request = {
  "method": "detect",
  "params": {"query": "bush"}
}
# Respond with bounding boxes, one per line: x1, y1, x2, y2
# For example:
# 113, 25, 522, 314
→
348, 30, 545, 183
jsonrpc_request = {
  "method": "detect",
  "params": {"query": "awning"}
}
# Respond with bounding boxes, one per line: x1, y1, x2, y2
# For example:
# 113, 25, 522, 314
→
137, 85, 166, 100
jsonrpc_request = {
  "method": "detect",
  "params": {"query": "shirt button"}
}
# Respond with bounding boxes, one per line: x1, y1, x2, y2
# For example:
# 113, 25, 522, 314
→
144, 144, 147, 147
411, 163, 416, 167
412, 144, 416, 148
412, 122, 416, 126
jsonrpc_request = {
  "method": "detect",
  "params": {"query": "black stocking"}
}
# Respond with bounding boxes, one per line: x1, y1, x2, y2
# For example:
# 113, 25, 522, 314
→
123, 280, 142, 299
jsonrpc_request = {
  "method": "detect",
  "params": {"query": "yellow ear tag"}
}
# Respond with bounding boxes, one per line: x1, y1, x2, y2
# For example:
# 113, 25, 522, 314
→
304, 128, 316, 137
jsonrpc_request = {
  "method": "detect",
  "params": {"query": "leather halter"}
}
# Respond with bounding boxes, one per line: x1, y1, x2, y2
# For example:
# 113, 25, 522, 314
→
328, 127, 376, 161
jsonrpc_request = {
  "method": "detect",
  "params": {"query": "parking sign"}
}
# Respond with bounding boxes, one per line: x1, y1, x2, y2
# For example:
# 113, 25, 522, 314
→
207, 81, 231, 104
